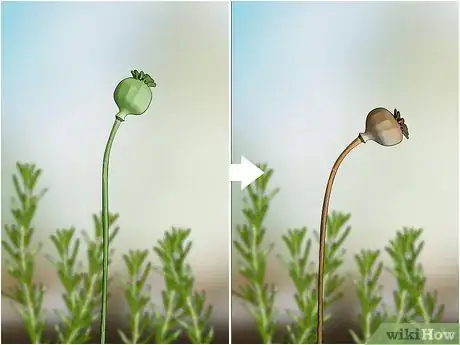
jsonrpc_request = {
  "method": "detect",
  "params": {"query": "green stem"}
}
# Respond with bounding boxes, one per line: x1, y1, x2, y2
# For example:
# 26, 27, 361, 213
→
417, 296, 430, 323
158, 291, 177, 343
185, 296, 203, 343
100, 115, 123, 344
20, 230, 41, 343
251, 233, 271, 344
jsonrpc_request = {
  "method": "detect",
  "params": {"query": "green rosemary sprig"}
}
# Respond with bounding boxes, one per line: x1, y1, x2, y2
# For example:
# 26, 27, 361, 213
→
281, 227, 317, 343
2, 163, 47, 344
350, 249, 385, 343
233, 164, 279, 344
154, 228, 214, 344
118, 249, 155, 344
49, 227, 87, 344
385, 228, 444, 323
315, 211, 351, 314
49, 213, 119, 343
281, 212, 351, 343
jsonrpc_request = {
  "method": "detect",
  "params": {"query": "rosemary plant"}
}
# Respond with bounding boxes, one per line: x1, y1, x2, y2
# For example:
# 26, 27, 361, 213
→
118, 249, 155, 344
233, 164, 279, 344
350, 228, 445, 342
48, 214, 119, 343
281, 227, 317, 343
282, 212, 351, 343
2, 163, 47, 344
154, 228, 214, 344
49, 227, 86, 343
350, 249, 385, 343
314, 212, 351, 320
385, 228, 444, 323
2, 162, 447, 344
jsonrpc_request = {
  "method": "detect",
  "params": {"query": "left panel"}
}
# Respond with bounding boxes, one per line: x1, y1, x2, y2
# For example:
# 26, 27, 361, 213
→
1, 1, 230, 343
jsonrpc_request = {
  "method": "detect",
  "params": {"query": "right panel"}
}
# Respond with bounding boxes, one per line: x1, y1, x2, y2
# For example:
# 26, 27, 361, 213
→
231, 1, 458, 343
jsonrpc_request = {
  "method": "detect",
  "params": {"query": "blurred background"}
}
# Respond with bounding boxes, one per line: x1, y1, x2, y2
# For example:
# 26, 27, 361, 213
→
1, 1, 229, 342
232, 0, 459, 339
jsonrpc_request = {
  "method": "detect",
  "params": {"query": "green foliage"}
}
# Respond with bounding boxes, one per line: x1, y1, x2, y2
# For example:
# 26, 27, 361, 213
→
2, 162, 445, 344
2, 163, 47, 344
385, 228, 444, 323
118, 249, 155, 344
315, 212, 351, 310
118, 228, 216, 345
154, 228, 214, 344
2, 163, 214, 344
350, 249, 385, 343
351, 229, 445, 342
281, 212, 351, 344
236, 164, 444, 344
233, 163, 279, 344
48, 213, 119, 343
281, 227, 317, 343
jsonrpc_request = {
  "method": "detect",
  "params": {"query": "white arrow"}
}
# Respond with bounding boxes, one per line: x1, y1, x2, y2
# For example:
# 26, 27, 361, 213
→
230, 156, 264, 190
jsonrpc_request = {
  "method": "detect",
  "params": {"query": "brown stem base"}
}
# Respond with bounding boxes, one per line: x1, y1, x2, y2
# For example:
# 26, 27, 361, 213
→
317, 136, 363, 344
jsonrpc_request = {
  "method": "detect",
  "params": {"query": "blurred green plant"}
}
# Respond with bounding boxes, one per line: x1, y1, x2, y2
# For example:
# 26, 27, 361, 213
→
2, 163, 47, 344
350, 228, 445, 343
154, 228, 214, 344
350, 249, 385, 343
233, 164, 279, 344
2, 163, 214, 344
233, 164, 445, 344
281, 227, 317, 343
281, 212, 350, 344
118, 249, 155, 344
48, 213, 119, 343
2, 162, 445, 344
385, 228, 444, 323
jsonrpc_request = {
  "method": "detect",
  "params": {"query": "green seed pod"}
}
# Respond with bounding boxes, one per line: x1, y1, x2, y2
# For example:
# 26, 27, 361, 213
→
114, 70, 157, 121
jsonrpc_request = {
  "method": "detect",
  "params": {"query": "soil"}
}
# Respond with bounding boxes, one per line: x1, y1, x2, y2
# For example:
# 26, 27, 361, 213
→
1, 318, 356, 344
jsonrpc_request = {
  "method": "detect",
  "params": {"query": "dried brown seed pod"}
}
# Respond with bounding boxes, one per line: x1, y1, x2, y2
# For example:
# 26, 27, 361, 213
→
359, 107, 408, 146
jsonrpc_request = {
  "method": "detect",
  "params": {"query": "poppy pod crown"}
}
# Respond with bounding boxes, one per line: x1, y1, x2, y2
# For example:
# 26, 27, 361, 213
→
359, 107, 409, 146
